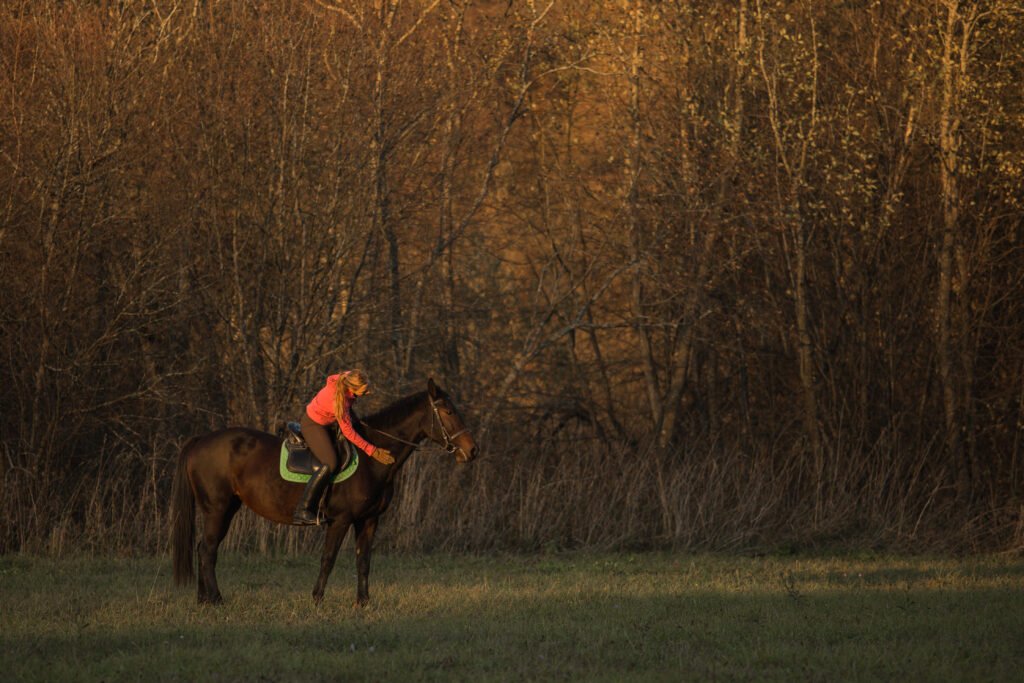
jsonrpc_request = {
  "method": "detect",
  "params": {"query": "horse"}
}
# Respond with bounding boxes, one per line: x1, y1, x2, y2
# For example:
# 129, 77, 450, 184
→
171, 378, 478, 606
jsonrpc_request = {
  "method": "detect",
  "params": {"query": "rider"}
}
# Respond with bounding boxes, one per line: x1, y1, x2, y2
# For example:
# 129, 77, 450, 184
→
292, 369, 394, 525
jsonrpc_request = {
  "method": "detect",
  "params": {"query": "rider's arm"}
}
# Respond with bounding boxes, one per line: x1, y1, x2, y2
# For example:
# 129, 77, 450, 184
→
337, 406, 377, 456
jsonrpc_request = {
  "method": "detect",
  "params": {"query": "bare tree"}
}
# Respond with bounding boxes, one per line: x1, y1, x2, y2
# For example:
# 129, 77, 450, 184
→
753, 0, 824, 482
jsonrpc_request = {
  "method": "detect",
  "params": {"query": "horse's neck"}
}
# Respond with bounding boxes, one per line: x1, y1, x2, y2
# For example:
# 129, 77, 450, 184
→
364, 400, 427, 448
364, 405, 426, 486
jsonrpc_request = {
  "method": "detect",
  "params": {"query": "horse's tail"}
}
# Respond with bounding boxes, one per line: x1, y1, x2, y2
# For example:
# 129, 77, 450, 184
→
171, 437, 198, 586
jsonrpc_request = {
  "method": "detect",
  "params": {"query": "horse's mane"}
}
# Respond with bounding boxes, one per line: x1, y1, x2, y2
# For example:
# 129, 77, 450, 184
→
360, 390, 432, 431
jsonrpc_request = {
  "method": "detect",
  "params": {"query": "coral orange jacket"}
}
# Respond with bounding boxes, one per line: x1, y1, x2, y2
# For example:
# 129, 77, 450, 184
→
305, 373, 377, 456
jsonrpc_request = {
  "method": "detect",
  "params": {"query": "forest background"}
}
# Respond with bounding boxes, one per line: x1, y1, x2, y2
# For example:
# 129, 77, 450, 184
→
2, 0, 1022, 556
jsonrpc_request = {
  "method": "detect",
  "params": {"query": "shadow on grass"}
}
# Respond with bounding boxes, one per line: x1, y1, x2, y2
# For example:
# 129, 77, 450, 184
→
789, 560, 1024, 589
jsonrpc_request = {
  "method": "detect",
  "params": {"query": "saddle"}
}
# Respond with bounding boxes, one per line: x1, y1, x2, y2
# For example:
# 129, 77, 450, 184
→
282, 422, 356, 476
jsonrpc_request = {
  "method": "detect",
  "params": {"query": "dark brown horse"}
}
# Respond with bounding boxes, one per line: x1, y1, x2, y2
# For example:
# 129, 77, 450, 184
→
171, 378, 477, 605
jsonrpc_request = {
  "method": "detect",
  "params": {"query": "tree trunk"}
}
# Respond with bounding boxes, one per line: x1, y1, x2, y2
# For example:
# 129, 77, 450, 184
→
625, 2, 662, 430
936, 0, 971, 500
791, 197, 823, 467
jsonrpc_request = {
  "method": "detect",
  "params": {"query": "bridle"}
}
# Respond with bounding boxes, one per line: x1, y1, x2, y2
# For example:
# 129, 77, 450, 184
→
429, 394, 470, 456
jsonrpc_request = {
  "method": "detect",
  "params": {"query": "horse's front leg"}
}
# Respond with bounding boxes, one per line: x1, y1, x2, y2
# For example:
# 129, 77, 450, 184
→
311, 516, 351, 605
353, 516, 379, 607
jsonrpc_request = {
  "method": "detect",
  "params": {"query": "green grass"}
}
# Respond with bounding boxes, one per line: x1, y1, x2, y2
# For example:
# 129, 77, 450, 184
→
2, 551, 1023, 681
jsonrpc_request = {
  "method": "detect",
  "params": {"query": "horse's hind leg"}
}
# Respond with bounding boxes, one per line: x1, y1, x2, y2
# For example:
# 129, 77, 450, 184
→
312, 516, 351, 605
197, 496, 241, 605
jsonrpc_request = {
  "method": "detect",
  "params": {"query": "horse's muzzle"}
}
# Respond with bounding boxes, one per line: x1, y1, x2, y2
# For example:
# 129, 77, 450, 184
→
456, 445, 479, 463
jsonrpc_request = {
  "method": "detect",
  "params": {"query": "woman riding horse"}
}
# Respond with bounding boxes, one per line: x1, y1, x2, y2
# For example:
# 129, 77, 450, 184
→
172, 377, 477, 605
294, 369, 395, 525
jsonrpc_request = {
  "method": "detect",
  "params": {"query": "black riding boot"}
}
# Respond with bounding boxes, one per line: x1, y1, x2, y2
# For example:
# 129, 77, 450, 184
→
292, 464, 333, 526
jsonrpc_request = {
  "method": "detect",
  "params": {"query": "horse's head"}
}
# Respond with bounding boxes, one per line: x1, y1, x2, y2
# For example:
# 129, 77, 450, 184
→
426, 378, 478, 463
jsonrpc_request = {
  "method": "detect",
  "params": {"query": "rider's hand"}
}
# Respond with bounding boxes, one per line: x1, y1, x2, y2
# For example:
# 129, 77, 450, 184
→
373, 448, 395, 465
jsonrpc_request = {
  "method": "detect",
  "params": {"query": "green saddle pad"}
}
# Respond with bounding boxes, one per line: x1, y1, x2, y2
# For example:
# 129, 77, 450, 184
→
279, 442, 359, 483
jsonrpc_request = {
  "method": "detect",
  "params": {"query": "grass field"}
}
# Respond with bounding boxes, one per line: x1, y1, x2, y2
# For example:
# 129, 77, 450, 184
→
2, 551, 1022, 681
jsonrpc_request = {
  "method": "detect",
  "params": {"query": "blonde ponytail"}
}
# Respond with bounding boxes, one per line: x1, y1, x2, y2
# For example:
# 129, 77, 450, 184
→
333, 369, 369, 418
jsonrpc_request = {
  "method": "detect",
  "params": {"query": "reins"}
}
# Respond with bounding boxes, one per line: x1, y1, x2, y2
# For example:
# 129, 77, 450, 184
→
362, 423, 420, 448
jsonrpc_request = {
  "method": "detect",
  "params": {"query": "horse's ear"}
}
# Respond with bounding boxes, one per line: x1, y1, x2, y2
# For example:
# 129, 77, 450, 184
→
427, 377, 438, 398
